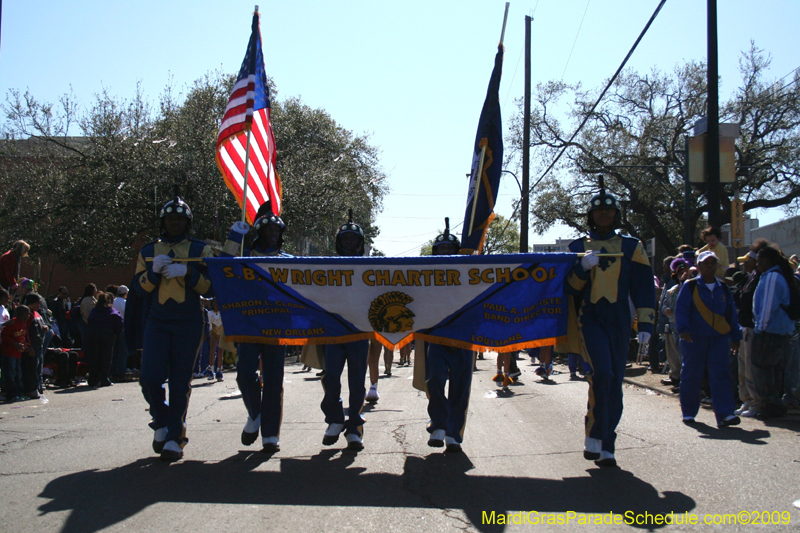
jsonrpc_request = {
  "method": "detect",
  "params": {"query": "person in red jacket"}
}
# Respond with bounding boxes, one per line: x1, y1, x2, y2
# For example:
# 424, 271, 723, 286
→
0, 241, 30, 290
2, 305, 33, 402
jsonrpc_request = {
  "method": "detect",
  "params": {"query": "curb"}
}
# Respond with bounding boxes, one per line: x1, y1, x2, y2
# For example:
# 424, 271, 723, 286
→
622, 376, 679, 397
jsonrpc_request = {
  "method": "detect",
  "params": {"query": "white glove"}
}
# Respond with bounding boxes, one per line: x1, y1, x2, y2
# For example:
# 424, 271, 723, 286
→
581, 252, 600, 270
163, 263, 188, 279
152, 254, 172, 274
638, 332, 651, 345
232, 221, 250, 235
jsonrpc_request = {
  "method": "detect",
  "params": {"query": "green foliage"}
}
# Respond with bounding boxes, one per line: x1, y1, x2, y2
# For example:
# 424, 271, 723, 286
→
0, 72, 388, 268
507, 44, 800, 253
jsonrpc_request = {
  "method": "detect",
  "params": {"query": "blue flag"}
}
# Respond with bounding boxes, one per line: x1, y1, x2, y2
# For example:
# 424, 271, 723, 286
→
462, 45, 504, 254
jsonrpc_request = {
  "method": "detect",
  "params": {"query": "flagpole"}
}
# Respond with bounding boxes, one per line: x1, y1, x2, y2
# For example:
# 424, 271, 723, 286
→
499, 2, 510, 45
240, 127, 254, 256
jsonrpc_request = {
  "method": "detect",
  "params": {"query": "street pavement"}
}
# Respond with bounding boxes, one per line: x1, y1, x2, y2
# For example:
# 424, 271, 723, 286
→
1, 351, 799, 532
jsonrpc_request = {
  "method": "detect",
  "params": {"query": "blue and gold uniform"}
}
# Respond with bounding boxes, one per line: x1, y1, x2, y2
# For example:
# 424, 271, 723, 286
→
568, 228, 655, 462
321, 211, 370, 451
425, 218, 472, 452
132, 198, 213, 461
221, 215, 290, 452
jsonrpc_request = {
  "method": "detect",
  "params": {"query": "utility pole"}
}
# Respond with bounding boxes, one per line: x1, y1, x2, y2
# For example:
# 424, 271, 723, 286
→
521, 15, 532, 253
706, 0, 721, 227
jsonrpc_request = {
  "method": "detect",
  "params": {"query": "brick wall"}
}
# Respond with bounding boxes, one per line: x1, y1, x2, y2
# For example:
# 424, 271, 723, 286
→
20, 253, 138, 301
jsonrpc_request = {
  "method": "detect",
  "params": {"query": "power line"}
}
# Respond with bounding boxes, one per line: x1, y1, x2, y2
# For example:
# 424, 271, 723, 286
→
531, 0, 668, 192
561, 0, 592, 81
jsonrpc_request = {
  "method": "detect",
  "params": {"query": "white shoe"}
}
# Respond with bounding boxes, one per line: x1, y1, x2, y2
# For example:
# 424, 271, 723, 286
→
366, 384, 380, 402
244, 415, 261, 433
322, 423, 344, 445
345, 433, 364, 450
160, 440, 183, 462
583, 437, 601, 460
734, 401, 750, 415
444, 436, 462, 453
241, 415, 261, 445
741, 408, 758, 418
595, 450, 616, 467
428, 429, 445, 447
262, 436, 280, 453
152, 427, 168, 453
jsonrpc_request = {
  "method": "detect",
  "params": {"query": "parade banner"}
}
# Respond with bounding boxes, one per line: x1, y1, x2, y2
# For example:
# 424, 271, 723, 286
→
205, 253, 576, 353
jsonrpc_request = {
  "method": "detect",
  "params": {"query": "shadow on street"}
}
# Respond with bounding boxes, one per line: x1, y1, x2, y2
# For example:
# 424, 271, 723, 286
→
38, 451, 696, 532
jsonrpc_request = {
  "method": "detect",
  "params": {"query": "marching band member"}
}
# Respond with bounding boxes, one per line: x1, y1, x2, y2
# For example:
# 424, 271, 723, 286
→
221, 209, 291, 453
133, 197, 214, 462
567, 181, 655, 467
320, 210, 370, 450
425, 219, 472, 453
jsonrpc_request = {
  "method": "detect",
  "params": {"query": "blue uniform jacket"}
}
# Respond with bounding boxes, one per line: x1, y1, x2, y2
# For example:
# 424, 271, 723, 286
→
753, 266, 795, 335
675, 276, 742, 341
566, 230, 656, 335
132, 234, 214, 322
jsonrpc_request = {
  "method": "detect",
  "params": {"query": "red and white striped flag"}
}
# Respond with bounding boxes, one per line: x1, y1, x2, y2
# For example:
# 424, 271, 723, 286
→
216, 9, 282, 223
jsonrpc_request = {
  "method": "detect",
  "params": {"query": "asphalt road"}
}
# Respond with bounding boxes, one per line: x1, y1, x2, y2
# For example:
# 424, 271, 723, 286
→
1, 353, 799, 532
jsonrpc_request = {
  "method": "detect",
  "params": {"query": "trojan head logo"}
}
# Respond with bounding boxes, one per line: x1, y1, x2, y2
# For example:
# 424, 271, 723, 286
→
368, 292, 415, 333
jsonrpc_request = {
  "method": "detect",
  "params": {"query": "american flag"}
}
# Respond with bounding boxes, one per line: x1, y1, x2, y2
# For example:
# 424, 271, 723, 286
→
216, 10, 282, 223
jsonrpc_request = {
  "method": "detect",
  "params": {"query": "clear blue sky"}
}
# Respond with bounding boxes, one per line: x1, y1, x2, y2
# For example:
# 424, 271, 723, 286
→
2, 1, 798, 255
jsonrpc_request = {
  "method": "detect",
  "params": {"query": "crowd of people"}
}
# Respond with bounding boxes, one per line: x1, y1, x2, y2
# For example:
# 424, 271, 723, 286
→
654, 228, 800, 424
2, 190, 798, 467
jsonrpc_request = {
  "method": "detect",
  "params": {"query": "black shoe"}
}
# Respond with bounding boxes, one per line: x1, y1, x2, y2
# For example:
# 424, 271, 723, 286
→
241, 430, 259, 446
316, 370, 326, 377
583, 450, 600, 460
160, 448, 183, 462
719, 415, 741, 427
262, 442, 280, 453
594, 457, 617, 467
661, 378, 678, 386
682, 417, 696, 425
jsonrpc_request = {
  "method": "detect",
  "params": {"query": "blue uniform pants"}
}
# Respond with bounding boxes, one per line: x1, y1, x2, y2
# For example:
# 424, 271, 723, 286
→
582, 314, 630, 454
426, 344, 473, 444
140, 318, 204, 446
321, 340, 369, 437
237, 343, 286, 438
679, 336, 736, 421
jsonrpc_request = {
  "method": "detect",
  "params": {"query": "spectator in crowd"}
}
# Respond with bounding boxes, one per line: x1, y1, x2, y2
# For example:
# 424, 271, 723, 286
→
110, 286, 129, 382
77, 284, 98, 347
2, 305, 32, 402
732, 239, 770, 417
751, 245, 797, 420
660, 258, 690, 388
113, 286, 128, 315
678, 244, 696, 267
85, 292, 123, 388
51, 286, 71, 345
697, 226, 729, 279
15, 278, 35, 306
0, 288, 10, 330
0, 240, 30, 291
21, 293, 48, 398
675, 251, 741, 427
